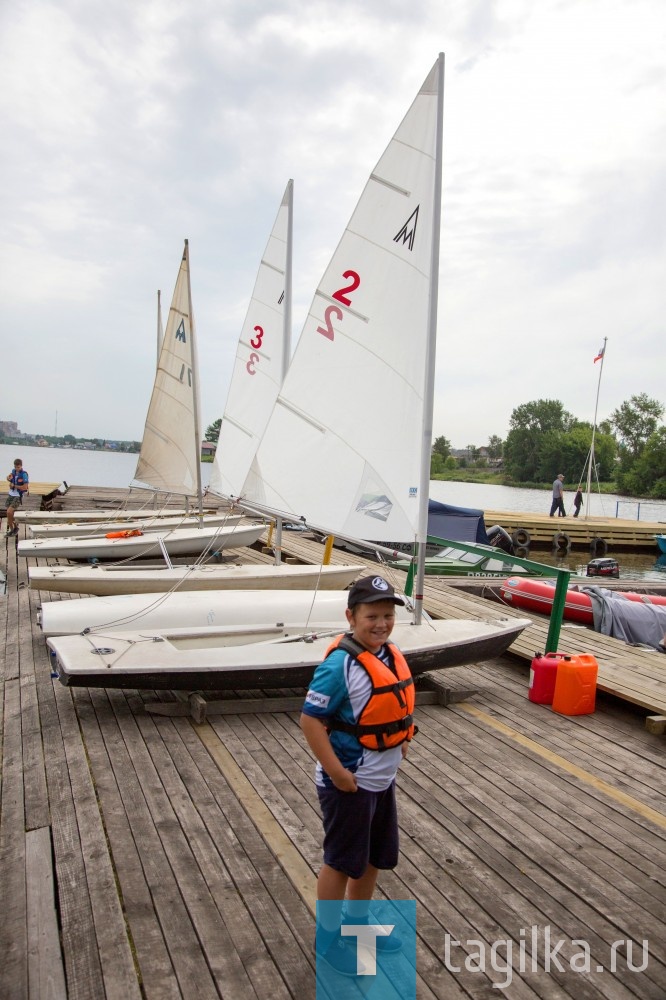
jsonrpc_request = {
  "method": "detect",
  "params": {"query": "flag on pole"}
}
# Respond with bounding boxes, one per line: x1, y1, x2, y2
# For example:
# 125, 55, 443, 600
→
594, 345, 605, 363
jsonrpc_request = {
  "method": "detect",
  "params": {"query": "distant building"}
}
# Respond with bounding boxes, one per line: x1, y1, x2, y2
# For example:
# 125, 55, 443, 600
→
0, 420, 21, 437
450, 446, 502, 467
201, 441, 217, 457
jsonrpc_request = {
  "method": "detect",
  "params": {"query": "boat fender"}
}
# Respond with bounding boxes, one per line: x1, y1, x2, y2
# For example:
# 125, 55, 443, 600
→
514, 545, 530, 560
553, 531, 571, 553
590, 536, 607, 558
512, 528, 531, 548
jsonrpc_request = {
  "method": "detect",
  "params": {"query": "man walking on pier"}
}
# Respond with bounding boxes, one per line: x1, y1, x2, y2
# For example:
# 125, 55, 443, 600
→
549, 473, 566, 517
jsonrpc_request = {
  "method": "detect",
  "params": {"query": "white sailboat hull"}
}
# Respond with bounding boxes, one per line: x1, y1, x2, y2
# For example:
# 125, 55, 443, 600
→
29, 561, 365, 596
28, 513, 242, 538
18, 523, 265, 561
15, 507, 215, 525
38, 589, 353, 637
47, 617, 531, 690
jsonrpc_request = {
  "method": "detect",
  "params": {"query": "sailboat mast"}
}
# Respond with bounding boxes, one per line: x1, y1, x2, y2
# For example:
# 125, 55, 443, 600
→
156, 289, 163, 366
414, 52, 445, 624
184, 240, 204, 516
282, 179, 294, 381
584, 336, 607, 517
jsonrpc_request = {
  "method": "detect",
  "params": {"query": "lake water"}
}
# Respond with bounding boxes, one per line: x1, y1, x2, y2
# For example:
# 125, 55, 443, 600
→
1, 443, 159, 491
3, 443, 665, 581
6, 443, 666, 518
428, 479, 666, 524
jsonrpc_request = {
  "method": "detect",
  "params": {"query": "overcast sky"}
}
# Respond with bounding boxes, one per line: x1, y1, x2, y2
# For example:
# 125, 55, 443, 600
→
1, 0, 664, 449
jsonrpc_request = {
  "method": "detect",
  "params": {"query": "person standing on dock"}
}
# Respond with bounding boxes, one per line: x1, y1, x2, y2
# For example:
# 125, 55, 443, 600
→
300, 575, 413, 975
573, 486, 583, 517
5, 458, 29, 535
549, 473, 566, 517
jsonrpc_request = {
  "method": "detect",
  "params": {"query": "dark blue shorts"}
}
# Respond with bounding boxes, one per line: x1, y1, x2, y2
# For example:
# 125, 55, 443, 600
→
317, 782, 399, 880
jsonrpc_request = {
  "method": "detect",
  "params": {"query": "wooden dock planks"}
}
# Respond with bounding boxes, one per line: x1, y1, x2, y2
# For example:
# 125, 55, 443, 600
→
3, 517, 666, 999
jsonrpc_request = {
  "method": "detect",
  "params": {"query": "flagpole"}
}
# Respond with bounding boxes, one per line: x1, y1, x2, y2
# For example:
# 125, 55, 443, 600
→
584, 337, 607, 517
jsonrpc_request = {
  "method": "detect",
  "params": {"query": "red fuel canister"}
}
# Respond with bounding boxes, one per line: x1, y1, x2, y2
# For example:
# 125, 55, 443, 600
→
528, 652, 565, 704
552, 654, 599, 716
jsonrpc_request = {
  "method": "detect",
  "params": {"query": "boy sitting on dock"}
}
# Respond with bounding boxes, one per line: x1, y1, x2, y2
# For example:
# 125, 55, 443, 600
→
300, 575, 414, 975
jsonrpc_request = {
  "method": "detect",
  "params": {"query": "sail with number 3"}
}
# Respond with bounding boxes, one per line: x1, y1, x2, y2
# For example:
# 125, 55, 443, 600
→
209, 180, 294, 499
241, 59, 443, 573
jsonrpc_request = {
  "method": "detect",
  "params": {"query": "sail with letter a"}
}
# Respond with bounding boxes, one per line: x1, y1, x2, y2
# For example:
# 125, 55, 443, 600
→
133, 241, 202, 497
241, 59, 443, 546
209, 181, 293, 499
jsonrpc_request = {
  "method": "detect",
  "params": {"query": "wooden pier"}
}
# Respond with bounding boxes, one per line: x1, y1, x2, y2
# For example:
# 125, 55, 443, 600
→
2, 516, 666, 998
484, 509, 664, 554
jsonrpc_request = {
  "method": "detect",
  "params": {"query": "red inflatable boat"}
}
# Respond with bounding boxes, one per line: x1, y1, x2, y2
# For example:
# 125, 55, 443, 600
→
499, 577, 666, 626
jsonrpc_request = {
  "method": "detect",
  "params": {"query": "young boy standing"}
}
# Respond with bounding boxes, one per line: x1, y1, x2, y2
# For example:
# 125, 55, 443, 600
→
300, 575, 415, 975
5, 458, 29, 535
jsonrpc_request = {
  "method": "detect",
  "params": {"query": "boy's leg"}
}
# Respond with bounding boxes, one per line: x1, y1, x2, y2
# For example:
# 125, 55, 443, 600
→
346, 864, 379, 906
344, 864, 403, 953
316, 867, 366, 975
317, 864, 348, 901
317, 865, 347, 940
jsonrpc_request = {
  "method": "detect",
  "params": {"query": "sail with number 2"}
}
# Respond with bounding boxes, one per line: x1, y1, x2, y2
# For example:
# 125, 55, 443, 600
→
240, 59, 442, 555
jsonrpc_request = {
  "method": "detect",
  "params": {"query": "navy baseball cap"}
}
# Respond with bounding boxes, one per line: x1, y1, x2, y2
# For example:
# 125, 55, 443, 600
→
347, 575, 405, 609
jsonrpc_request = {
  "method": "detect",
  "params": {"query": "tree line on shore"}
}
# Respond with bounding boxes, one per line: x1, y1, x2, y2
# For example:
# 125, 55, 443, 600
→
0, 433, 141, 452
431, 393, 666, 499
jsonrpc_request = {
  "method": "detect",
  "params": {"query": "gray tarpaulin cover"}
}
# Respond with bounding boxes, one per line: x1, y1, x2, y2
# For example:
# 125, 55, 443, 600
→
584, 587, 666, 651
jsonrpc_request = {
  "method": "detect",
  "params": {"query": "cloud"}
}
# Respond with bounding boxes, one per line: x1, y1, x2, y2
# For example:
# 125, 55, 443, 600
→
0, 0, 664, 447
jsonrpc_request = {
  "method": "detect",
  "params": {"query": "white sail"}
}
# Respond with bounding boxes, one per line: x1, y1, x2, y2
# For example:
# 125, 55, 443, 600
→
42, 56, 531, 690
241, 60, 443, 546
209, 180, 294, 498
134, 241, 202, 497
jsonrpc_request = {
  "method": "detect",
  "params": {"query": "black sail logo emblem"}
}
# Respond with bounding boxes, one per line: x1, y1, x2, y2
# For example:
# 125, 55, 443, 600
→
393, 206, 419, 251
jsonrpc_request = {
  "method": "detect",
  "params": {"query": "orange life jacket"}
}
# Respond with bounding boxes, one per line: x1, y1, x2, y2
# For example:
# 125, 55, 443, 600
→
325, 633, 416, 751
105, 529, 144, 539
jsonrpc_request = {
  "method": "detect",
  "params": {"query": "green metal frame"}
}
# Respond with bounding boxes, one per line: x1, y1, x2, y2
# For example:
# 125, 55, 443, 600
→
402, 535, 570, 654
